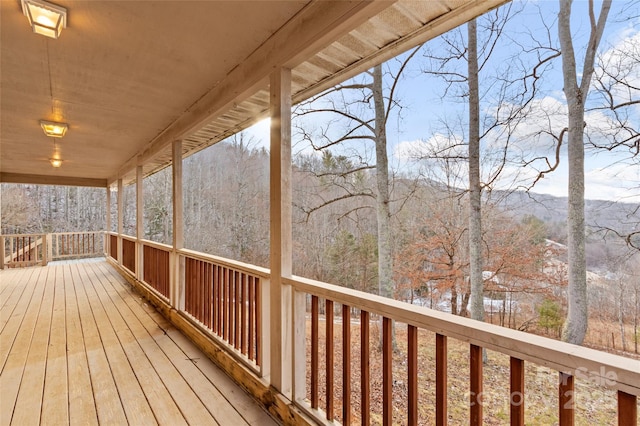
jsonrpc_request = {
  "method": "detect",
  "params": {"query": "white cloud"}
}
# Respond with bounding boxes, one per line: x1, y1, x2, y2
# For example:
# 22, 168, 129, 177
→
394, 133, 465, 161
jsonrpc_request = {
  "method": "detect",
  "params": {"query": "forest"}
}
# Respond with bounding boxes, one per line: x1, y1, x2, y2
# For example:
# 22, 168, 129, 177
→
2, 0, 639, 354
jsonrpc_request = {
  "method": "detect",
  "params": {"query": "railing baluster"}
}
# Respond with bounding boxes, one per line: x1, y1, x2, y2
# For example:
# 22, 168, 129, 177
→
361, 310, 370, 426
311, 295, 319, 409
248, 275, 255, 361
382, 317, 392, 426
470, 344, 483, 426
241, 273, 247, 355
436, 333, 447, 426
408, 324, 418, 426
618, 390, 637, 426
235, 271, 241, 349
326, 299, 334, 421
343, 305, 351, 425
223, 267, 229, 341
255, 277, 261, 367
214, 265, 220, 335
207, 262, 213, 329
559, 372, 574, 426
510, 357, 524, 426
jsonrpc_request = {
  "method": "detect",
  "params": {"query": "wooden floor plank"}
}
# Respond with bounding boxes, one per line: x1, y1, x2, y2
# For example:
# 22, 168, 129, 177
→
167, 329, 278, 426
11, 267, 56, 424
0, 260, 275, 426
70, 263, 129, 425
81, 263, 189, 426
41, 265, 69, 425
0, 268, 38, 370
99, 263, 275, 426
77, 262, 158, 425
62, 264, 99, 425
94, 263, 220, 426
0, 268, 26, 309
0, 267, 46, 425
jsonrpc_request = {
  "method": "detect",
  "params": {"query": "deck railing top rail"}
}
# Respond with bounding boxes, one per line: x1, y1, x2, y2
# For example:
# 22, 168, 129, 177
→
180, 248, 270, 279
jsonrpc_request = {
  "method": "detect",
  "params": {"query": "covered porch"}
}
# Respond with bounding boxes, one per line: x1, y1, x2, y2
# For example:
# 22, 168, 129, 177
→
1, 0, 639, 425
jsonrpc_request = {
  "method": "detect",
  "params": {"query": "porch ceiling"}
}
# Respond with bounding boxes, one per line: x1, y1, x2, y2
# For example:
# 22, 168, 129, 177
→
0, 0, 507, 188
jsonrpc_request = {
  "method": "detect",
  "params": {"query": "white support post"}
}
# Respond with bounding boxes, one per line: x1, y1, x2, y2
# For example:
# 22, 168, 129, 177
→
136, 164, 144, 280
117, 178, 123, 265
172, 140, 184, 310
269, 67, 295, 398
106, 186, 111, 257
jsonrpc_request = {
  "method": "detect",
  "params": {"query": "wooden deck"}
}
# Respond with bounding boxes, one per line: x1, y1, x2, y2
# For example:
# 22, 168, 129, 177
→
0, 260, 278, 426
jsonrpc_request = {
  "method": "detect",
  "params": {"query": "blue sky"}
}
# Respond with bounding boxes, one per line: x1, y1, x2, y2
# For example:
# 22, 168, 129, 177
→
246, 0, 639, 203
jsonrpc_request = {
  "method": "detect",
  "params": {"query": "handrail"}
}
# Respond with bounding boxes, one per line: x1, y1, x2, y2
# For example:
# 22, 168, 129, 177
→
140, 238, 172, 252
179, 248, 270, 278
284, 274, 640, 397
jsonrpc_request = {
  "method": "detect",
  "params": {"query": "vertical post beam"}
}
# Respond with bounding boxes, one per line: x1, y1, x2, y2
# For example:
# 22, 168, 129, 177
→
269, 66, 293, 396
0, 236, 5, 270
46, 234, 52, 264
117, 178, 123, 265
136, 163, 144, 281
292, 288, 306, 402
172, 140, 184, 310
106, 186, 111, 256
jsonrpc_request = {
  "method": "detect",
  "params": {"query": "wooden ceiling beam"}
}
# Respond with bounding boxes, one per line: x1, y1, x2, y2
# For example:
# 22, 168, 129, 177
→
1, 173, 107, 188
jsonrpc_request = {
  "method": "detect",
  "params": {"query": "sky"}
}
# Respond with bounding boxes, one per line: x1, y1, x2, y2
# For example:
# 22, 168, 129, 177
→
245, 0, 640, 203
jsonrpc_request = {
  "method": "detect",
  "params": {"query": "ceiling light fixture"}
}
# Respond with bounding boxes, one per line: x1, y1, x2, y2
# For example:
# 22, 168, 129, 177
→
40, 119, 68, 137
49, 158, 63, 168
21, 0, 67, 39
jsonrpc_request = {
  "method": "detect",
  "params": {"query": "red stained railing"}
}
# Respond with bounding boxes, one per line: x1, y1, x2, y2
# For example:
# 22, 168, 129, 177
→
183, 252, 264, 367
288, 275, 640, 426
143, 243, 170, 299
109, 234, 118, 260
121, 237, 136, 273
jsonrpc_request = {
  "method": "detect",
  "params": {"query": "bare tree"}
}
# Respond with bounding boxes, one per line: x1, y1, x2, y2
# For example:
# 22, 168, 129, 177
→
294, 50, 419, 299
557, 0, 612, 344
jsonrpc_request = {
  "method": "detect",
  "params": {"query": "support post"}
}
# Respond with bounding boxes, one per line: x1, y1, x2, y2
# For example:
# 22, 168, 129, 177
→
172, 140, 184, 310
117, 178, 124, 265
269, 67, 293, 397
45, 234, 52, 265
0, 236, 4, 269
136, 163, 144, 281
106, 186, 111, 256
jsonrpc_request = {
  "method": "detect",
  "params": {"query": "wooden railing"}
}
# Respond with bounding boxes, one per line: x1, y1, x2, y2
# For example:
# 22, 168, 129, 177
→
142, 240, 171, 299
1, 234, 46, 268
121, 236, 136, 274
109, 234, 118, 260
1, 232, 105, 268
180, 249, 268, 371
284, 275, 640, 426
50, 231, 103, 259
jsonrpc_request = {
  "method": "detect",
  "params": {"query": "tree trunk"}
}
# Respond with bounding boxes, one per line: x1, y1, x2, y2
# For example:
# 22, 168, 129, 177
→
558, 0, 611, 345
468, 19, 484, 324
372, 64, 393, 300
618, 280, 627, 352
